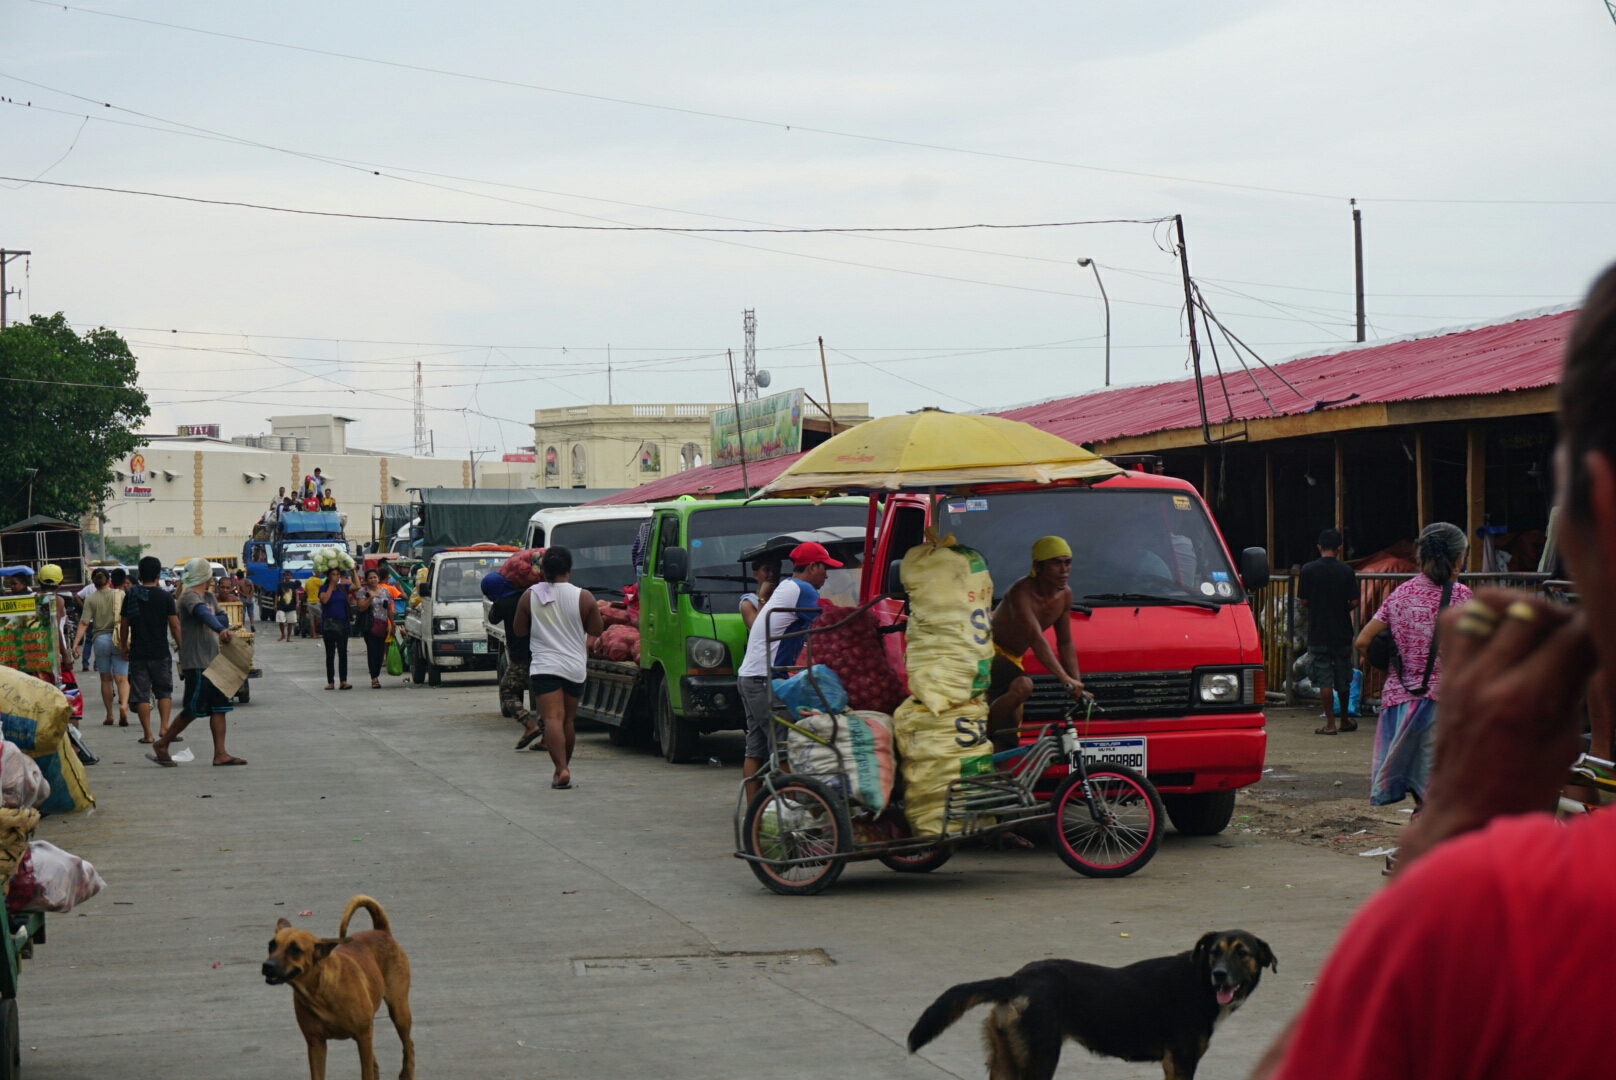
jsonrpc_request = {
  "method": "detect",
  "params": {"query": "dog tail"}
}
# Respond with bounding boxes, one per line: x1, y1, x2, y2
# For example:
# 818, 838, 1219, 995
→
907, 977, 1019, 1053
339, 895, 389, 937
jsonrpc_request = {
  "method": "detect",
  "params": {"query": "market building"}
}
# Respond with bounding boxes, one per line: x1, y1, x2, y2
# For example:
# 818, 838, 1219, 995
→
998, 306, 1569, 575
95, 415, 507, 567
537, 397, 870, 491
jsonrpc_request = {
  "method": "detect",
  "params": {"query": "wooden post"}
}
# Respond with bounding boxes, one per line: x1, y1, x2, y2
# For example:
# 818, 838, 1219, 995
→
1265, 450, 1275, 564
1466, 426, 1486, 571
1333, 437, 1345, 537
1414, 429, 1431, 533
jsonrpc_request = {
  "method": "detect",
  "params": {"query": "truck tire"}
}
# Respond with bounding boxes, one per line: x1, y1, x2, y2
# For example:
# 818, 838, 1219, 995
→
0, 998, 19, 1080
426, 662, 442, 687
655, 678, 700, 764
410, 646, 426, 685
235, 680, 250, 705
1163, 790, 1238, 836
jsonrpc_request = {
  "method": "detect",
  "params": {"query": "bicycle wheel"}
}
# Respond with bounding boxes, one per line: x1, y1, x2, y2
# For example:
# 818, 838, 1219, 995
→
1050, 765, 1163, 878
742, 775, 851, 896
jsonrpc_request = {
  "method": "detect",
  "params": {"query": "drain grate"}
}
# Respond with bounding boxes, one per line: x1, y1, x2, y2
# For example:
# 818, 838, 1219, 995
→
573, 949, 833, 977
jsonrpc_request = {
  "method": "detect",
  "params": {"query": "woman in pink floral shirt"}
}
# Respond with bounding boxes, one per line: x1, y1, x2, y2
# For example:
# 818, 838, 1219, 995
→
1354, 523, 1471, 806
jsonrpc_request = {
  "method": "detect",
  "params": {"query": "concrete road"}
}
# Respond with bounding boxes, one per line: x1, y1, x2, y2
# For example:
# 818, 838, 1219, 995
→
24, 642, 1384, 1079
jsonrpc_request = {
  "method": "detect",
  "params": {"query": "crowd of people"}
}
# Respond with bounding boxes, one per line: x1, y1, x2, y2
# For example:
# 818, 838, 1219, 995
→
258, 468, 339, 529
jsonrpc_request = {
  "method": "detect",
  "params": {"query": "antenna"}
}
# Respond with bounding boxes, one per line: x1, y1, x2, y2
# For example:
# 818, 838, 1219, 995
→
741, 309, 758, 400
414, 360, 428, 456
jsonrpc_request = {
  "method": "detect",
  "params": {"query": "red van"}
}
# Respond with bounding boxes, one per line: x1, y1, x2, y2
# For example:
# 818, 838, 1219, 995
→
860, 471, 1270, 836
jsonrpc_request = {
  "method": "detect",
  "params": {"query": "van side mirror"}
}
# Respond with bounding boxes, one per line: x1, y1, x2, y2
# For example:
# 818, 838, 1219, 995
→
1240, 547, 1271, 592
662, 546, 689, 584
886, 559, 905, 597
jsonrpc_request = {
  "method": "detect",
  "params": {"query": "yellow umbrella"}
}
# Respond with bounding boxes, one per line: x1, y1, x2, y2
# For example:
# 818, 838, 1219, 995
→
750, 409, 1121, 498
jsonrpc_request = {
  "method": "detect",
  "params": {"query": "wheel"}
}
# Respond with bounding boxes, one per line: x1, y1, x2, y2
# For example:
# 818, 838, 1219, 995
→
0, 998, 18, 1080
410, 644, 426, 685
879, 846, 953, 873
654, 677, 700, 763
1163, 790, 1238, 836
606, 723, 638, 747
235, 679, 250, 705
1051, 765, 1164, 878
742, 775, 852, 896
426, 662, 442, 686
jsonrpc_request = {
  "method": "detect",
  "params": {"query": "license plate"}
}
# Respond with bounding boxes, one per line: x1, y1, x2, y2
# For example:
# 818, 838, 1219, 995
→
1079, 737, 1146, 773
472, 641, 488, 655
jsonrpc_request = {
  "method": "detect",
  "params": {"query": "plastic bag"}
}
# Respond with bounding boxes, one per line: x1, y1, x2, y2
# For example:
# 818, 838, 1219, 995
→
787, 710, 896, 813
900, 538, 994, 713
385, 635, 405, 677
809, 603, 905, 714
1327, 669, 1363, 718
0, 665, 94, 814
771, 666, 848, 720
7, 840, 105, 913
500, 549, 544, 590
0, 741, 49, 810
893, 696, 994, 837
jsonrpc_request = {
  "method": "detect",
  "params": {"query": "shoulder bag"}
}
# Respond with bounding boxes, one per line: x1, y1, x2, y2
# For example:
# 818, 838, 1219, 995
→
1367, 581, 1453, 697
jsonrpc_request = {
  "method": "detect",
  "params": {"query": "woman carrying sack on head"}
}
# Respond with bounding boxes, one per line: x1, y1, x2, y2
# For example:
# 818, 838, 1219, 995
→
356, 569, 395, 689
1354, 522, 1471, 807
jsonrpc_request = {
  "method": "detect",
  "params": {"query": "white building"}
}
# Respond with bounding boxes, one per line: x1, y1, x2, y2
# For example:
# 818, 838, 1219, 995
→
97, 415, 530, 566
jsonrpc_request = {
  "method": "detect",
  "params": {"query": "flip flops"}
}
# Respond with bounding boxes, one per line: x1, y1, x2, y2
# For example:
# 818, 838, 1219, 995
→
515, 729, 544, 752
213, 757, 248, 767
1314, 726, 1338, 735
145, 753, 177, 768
550, 776, 572, 789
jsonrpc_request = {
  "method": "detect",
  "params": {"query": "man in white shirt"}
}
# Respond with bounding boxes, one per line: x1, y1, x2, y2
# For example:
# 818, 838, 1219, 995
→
737, 541, 839, 798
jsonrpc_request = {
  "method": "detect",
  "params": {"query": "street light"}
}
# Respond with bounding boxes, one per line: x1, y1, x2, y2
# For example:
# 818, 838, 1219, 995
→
1077, 258, 1111, 387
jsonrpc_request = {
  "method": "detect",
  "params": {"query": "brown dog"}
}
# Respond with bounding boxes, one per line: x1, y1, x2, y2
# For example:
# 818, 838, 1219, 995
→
263, 895, 415, 1080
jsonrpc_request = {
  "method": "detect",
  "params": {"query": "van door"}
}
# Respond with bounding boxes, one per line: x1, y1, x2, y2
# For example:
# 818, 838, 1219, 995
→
639, 510, 682, 695
865, 495, 930, 683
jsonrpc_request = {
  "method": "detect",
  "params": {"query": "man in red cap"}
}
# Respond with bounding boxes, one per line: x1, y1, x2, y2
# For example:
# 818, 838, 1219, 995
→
737, 541, 842, 797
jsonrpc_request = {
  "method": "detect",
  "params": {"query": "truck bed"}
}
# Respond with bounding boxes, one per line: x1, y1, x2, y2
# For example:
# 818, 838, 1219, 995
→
484, 600, 644, 730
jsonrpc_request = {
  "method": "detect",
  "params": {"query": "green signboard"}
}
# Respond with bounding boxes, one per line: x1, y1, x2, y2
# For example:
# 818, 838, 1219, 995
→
710, 389, 803, 468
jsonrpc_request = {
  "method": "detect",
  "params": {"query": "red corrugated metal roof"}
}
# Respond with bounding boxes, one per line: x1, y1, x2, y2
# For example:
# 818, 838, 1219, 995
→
996, 308, 1574, 446
588, 452, 805, 505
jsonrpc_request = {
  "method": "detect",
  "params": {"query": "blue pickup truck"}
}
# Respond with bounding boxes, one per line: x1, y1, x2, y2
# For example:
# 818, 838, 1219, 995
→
242, 511, 348, 620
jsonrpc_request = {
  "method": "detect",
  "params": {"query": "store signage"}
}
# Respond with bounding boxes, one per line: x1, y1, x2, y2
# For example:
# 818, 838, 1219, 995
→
123, 452, 154, 500
176, 424, 220, 438
710, 389, 803, 468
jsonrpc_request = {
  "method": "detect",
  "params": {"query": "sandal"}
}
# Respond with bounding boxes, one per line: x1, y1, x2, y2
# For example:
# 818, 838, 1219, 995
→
1314, 726, 1338, 735
371, 679, 381, 689
339, 683, 353, 690
515, 729, 544, 751
551, 775, 572, 789
1339, 718, 1359, 733
102, 718, 114, 726
137, 737, 154, 744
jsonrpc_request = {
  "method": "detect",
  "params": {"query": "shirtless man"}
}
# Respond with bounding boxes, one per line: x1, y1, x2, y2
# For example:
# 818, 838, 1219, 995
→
986, 536, 1088, 751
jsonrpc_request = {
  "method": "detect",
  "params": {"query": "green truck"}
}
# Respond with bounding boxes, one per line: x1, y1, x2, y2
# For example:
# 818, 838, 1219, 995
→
498, 496, 868, 762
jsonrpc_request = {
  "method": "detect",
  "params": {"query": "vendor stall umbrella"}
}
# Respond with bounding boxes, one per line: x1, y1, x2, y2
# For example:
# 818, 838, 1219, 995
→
748, 408, 1121, 500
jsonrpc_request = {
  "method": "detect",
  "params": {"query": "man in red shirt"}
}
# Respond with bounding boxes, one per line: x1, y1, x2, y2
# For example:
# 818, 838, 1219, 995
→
1254, 268, 1616, 1079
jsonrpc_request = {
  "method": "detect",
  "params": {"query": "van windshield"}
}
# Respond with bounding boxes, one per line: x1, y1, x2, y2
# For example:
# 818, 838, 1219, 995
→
686, 504, 867, 613
435, 556, 507, 603
549, 518, 648, 597
938, 489, 1242, 605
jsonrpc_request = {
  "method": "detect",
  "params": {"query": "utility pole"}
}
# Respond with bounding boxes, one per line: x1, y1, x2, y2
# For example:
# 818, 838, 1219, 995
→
1351, 199, 1365, 343
741, 309, 758, 401
606, 343, 613, 405
0, 249, 30, 329
413, 360, 427, 456
1174, 216, 1210, 444
1077, 258, 1110, 386
816, 337, 836, 435
725, 349, 751, 494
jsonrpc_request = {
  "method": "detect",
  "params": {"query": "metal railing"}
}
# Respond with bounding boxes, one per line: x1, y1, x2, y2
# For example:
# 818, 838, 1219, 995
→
1249, 571, 1575, 706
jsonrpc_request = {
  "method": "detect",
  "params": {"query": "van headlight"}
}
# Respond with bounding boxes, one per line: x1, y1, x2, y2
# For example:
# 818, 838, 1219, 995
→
688, 637, 727, 670
1197, 671, 1241, 704
434, 617, 458, 634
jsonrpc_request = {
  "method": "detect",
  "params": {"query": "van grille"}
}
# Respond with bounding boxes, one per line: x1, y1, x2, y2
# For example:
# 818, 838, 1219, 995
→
1024, 671, 1193, 720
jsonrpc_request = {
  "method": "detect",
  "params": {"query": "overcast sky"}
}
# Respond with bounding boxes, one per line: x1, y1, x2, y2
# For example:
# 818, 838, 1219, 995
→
3, 0, 1613, 459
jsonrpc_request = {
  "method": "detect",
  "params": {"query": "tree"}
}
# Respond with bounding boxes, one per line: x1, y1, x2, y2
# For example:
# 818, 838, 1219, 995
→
0, 314, 149, 525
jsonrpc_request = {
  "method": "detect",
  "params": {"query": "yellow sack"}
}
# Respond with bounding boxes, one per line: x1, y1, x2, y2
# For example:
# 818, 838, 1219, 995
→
900, 536, 994, 713
0, 667, 95, 815
893, 696, 993, 837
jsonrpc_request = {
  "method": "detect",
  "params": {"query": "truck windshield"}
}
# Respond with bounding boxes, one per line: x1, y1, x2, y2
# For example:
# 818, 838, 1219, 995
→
436, 556, 507, 602
549, 518, 647, 598
939, 489, 1242, 605
280, 543, 325, 571
686, 504, 867, 613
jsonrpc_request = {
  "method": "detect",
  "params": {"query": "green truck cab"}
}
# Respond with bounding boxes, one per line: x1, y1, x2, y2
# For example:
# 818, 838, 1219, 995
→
585, 496, 867, 762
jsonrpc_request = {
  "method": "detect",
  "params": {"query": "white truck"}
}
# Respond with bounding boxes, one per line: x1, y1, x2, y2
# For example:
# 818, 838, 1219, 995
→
402, 545, 513, 686
485, 503, 655, 718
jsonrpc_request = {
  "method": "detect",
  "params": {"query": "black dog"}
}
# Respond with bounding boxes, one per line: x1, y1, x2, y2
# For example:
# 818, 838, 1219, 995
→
908, 930, 1276, 1080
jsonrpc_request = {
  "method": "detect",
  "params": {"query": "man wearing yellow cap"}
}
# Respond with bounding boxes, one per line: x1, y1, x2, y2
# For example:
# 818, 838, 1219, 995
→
986, 535, 1087, 752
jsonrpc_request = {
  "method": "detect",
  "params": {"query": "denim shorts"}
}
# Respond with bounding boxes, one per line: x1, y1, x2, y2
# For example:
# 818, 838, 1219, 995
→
91, 633, 129, 676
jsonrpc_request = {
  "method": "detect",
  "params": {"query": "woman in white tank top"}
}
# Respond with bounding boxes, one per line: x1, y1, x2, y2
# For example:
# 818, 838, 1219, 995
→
511, 547, 605, 788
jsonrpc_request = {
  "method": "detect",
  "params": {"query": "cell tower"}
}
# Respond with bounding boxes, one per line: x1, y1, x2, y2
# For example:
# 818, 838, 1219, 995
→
414, 360, 428, 456
741, 309, 758, 401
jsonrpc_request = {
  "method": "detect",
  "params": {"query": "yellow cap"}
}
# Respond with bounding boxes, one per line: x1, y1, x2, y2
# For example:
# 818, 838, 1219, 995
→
38, 564, 63, 585
1028, 535, 1072, 577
